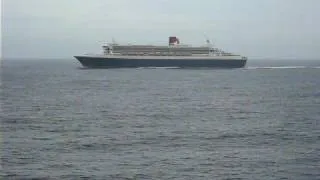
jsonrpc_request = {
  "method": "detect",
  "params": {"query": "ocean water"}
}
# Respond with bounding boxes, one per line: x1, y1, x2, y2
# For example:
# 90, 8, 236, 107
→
1, 59, 320, 179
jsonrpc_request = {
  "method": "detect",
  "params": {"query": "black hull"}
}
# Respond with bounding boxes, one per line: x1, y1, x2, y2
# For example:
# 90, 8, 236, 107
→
74, 56, 247, 69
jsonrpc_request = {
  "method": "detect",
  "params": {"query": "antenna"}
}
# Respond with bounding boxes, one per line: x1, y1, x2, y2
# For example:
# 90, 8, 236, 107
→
203, 33, 214, 47
112, 37, 117, 45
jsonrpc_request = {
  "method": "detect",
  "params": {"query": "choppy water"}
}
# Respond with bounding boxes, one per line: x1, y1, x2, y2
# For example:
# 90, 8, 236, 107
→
1, 59, 320, 179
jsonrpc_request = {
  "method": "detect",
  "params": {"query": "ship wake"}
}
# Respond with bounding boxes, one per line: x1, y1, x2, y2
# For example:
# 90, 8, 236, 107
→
135, 67, 181, 69
246, 66, 320, 70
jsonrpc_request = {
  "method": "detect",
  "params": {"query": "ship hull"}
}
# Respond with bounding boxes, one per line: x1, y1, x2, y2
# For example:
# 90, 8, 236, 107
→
74, 56, 247, 69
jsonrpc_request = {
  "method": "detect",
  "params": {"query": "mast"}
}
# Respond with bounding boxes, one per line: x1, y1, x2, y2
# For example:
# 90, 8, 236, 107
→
205, 37, 214, 56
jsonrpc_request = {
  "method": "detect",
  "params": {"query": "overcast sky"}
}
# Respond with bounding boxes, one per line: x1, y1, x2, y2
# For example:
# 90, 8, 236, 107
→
3, 0, 320, 60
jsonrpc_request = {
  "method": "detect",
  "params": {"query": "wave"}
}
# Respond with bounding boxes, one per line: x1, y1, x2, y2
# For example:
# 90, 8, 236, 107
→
246, 66, 320, 70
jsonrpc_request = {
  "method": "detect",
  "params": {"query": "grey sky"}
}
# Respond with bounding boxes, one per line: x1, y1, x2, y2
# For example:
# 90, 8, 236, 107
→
3, 0, 320, 59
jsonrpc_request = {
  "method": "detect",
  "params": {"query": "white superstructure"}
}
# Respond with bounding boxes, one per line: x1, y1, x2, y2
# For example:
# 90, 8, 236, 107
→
102, 36, 242, 58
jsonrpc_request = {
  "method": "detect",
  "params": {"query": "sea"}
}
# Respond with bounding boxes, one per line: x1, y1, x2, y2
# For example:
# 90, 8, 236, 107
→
1, 59, 320, 180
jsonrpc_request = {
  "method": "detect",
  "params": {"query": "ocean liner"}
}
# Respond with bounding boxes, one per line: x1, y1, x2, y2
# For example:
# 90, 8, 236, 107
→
74, 36, 247, 68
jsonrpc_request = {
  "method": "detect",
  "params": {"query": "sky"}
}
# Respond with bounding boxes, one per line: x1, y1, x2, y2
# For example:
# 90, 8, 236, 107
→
2, 0, 320, 60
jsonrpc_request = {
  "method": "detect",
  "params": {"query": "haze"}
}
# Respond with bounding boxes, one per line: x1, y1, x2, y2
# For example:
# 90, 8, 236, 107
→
2, 0, 320, 60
